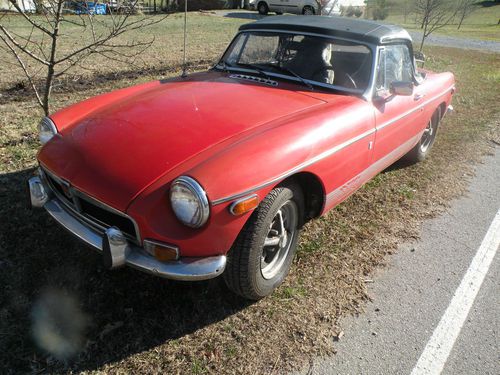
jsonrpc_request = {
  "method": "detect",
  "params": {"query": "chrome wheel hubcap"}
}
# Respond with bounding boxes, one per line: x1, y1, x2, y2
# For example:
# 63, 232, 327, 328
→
420, 119, 434, 153
261, 200, 298, 280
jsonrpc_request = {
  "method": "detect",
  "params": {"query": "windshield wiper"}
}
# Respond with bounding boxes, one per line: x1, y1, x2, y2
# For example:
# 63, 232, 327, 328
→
264, 63, 313, 91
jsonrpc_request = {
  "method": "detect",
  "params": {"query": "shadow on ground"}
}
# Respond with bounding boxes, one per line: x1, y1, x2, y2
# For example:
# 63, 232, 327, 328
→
222, 11, 265, 20
0, 59, 215, 106
0, 168, 252, 373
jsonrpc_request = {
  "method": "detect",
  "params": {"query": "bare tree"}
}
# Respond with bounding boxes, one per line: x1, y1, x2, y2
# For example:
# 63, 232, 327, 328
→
456, 0, 477, 30
415, 0, 457, 51
317, 0, 339, 16
0, 0, 167, 115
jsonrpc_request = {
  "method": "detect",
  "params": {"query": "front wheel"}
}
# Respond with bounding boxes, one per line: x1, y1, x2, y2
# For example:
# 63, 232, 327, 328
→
223, 184, 303, 300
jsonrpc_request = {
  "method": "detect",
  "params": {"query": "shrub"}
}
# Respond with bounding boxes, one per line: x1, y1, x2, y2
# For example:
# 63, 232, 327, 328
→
353, 6, 363, 17
372, 0, 388, 20
344, 5, 355, 17
176, 0, 227, 11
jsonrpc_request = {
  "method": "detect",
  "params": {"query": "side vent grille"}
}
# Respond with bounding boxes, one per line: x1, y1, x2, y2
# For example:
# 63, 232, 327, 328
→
229, 74, 278, 87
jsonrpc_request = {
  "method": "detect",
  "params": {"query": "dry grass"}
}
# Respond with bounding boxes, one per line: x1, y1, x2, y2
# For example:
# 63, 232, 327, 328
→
1, 13, 499, 375
386, 1, 500, 41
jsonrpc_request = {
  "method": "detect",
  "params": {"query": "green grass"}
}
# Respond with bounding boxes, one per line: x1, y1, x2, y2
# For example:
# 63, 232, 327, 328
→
1, 11, 499, 375
0, 13, 245, 90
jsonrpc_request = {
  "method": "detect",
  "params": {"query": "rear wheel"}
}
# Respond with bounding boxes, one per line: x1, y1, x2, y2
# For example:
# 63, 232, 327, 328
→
403, 107, 441, 164
224, 184, 303, 300
302, 6, 315, 15
257, 2, 269, 15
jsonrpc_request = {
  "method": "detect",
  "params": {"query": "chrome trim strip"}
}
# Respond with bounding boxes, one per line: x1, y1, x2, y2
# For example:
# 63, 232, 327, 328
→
212, 85, 453, 206
170, 175, 210, 228
40, 165, 142, 244
229, 194, 259, 215
376, 85, 455, 131
43, 198, 226, 281
212, 127, 376, 205
45, 199, 103, 250
39, 117, 58, 145
325, 133, 421, 207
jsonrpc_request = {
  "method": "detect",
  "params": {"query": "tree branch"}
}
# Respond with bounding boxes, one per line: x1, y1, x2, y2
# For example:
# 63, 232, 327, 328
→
0, 33, 43, 108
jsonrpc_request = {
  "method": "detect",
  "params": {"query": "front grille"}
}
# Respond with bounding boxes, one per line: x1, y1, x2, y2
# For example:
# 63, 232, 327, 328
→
41, 167, 140, 243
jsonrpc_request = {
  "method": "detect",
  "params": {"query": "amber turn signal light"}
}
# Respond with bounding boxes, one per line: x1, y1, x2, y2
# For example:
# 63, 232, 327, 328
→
143, 240, 179, 262
230, 195, 259, 216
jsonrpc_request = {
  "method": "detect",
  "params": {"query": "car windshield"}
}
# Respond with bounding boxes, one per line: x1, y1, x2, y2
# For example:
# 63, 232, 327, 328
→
219, 31, 373, 92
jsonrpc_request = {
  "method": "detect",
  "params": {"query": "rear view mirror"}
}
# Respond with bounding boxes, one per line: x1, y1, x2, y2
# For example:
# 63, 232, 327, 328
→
390, 81, 414, 96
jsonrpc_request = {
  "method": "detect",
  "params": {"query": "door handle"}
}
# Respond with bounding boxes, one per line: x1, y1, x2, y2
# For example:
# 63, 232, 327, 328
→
414, 94, 425, 101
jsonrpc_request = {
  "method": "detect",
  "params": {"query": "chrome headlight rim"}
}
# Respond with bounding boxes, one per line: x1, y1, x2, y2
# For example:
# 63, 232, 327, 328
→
170, 176, 210, 228
38, 117, 58, 145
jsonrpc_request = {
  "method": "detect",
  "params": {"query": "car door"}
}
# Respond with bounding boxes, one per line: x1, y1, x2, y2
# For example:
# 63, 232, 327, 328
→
372, 44, 428, 165
268, 0, 288, 13
284, 0, 300, 14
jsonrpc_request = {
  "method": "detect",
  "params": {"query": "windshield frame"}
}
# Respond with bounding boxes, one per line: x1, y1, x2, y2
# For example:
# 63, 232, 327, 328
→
215, 29, 378, 99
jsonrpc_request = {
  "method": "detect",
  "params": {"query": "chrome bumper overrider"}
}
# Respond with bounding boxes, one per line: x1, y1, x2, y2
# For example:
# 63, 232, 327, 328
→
28, 176, 226, 281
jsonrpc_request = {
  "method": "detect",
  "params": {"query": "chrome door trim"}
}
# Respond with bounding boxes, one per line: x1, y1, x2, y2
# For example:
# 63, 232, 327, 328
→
211, 127, 375, 205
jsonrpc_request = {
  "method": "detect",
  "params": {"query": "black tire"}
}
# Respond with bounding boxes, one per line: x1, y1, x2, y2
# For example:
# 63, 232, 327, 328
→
403, 107, 441, 164
223, 183, 304, 300
302, 6, 315, 15
257, 2, 269, 15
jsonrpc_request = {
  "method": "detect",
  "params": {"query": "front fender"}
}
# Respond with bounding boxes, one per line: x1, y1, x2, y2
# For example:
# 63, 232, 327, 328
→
127, 96, 373, 257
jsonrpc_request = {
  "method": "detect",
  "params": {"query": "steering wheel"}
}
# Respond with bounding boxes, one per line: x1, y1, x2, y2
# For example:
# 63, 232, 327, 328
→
311, 66, 335, 85
343, 73, 357, 89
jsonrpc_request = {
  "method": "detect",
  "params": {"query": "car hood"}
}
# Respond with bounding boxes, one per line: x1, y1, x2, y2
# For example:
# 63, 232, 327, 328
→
38, 72, 325, 211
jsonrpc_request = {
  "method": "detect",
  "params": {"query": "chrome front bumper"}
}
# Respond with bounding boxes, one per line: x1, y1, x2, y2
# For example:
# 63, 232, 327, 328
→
28, 176, 226, 281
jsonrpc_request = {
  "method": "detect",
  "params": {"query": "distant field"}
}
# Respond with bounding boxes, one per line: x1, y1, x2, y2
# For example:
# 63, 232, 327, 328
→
385, 1, 500, 41
0, 13, 243, 90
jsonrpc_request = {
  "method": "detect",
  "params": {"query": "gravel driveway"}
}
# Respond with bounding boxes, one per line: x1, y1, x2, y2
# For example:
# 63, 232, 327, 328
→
408, 31, 500, 53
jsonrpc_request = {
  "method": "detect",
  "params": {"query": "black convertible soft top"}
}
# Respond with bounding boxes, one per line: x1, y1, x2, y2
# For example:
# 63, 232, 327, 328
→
239, 15, 412, 46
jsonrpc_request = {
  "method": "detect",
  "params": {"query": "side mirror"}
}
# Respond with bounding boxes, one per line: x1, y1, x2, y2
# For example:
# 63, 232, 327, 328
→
414, 51, 425, 62
414, 51, 426, 67
390, 81, 414, 96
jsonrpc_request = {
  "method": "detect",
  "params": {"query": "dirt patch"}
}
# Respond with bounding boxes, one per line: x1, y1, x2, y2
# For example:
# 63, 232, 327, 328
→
0, 45, 499, 375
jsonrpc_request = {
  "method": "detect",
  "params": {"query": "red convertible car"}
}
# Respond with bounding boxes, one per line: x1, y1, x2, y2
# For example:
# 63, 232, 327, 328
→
28, 16, 454, 299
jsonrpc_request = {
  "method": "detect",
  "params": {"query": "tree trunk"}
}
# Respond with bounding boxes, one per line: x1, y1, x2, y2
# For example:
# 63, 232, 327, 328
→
42, 1, 63, 116
420, 19, 428, 52
457, 10, 466, 30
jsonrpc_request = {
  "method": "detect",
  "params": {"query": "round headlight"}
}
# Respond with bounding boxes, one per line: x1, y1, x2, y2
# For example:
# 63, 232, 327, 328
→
39, 117, 58, 145
170, 176, 209, 228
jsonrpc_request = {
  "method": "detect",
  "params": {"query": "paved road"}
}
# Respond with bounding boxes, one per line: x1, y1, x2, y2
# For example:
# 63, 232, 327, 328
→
295, 146, 500, 374
408, 31, 500, 53
215, 11, 500, 53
